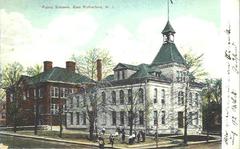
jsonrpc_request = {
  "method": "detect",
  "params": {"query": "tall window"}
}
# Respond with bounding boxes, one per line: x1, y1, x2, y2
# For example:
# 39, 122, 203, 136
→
138, 88, 144, 104
10, 94, 13, 102
23, 91, 26, 100
128, 89, 133, 104
60, 88, 64, 98
82, 112, 86, 125
102, 92, 106, 104
195, 112, 199, 125
76, 96, 80, 107
161, 89, 165, 105
112, 91, 116, 105
128, 111, 132, 126
178, 91, 184, 105
120, 90, 125, 104
176, 71, 180, 81
154, 88, 157, 103
76, 112, 80, 125
54, 87, 59, 97
189, 112, 192, 125
122, 70, 125, 79
120, 111, 125, 125
70, 112, 73, 125
189, 92, 193, 106
153, 111, 158, 125
117, 71, 120, 80
34, 89, 37, 98
26, 90, 30, 98
112, 111, 116, 125
195, 93, 199, 106
39, 88, 43, 98
161, 111, 166, 124
139, 111, 144, 125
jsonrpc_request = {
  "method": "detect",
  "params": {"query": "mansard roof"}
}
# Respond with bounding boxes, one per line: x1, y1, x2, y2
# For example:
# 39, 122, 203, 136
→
151, 42, 186, 66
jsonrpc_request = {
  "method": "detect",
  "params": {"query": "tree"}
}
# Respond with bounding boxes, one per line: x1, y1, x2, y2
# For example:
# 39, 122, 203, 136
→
71, 48, 114, 80
184, 51, 208, 81
2, 62, 24, 132
26, 64, 42, 76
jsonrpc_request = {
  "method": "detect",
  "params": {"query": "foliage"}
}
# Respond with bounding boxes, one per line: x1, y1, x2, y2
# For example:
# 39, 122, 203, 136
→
26, 64, 42, 76
1, 62, 24, 88
184, 51, 208, 81
71, 48, 114, 80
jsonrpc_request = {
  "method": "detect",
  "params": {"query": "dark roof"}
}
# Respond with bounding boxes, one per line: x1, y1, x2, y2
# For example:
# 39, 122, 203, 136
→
104, 63, 171, 86
161, 21, 176, 34
151, 42, 186, 65
113, 63, 139, 71
24, 67, 94, 85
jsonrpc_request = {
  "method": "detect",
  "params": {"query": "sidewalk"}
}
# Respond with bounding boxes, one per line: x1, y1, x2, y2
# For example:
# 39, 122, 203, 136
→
0, 131, 221, 149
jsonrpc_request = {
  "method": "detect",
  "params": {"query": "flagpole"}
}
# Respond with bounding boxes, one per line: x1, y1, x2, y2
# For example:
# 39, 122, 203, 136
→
168, 0, 169, 21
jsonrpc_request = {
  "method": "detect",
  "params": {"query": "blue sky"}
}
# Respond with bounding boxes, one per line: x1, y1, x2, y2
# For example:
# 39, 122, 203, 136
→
0, 0, 223, 78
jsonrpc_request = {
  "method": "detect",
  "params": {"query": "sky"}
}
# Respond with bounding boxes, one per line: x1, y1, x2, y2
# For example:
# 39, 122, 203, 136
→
0, 0, 224, 78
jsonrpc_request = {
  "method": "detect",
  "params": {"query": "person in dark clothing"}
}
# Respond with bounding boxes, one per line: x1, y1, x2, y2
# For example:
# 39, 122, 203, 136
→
137, 131, 141, 143
142, 131, 145, 142
98, 136, 105, 149
122, 130, 125, 143
109, 134, 114, 148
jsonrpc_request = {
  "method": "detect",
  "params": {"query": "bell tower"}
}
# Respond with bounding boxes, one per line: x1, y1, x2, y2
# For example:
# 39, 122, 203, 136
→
162, 21, 175, 43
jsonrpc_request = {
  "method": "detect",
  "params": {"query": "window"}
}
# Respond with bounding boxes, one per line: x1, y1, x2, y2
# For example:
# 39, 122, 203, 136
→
2, 113, 6, 119
195, 93, 199, 106
117, 71, 120, 80
102, 92, 106, 104
82, 112, 86, 125
112, 91, 116, 105
161, 111, 166, 125
195, 112, 199, 125
176, 71, 180, 81
112, 111, 116, 125
128, 89, 133, 104
128, 111, 132, 126
178, 112, 184, 128
69, 88, 73, 94
178, 91, 184, 105
83, 95, 86, 106
34, 89, 37, 98
189, 93, 193, 106
10, 94, 13, 102
23, 91, 26, 100
120, 90, 124, 104
39, 88, 43, 98
70, 112, 73, 125
60, 88, 64, 98
120, 111, 125, 125
154, 88, 157, 103
189, 112, 192, 125
139, 111, 144, 125
76, 112, 80, 125
161, 89, 165, 105
51, 87, 59, 98
154, 111, 158, 125
50, 104, 59, 115
76, 96, 80, 107
70, 97, 73, 108
138, 88, 144, 104
26, 90, 30, 98
122, 70, 125, 79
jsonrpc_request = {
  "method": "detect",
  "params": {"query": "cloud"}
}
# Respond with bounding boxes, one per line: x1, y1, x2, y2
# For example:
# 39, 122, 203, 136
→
0, 10, 98, 67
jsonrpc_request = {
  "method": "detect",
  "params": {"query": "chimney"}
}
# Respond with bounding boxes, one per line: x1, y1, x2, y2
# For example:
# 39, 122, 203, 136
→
97, 59, 102, 81
66, 61, 76, 73
43, 61, 52, 72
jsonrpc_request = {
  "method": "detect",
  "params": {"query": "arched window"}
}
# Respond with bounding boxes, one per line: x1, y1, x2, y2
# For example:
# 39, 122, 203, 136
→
102, 92, 106, 104
112, 91, 116, 105
138, 88, 144, 104
178, 91, 184, 105
154, 88, 157, 103
128, 89, 132, 104
120, 90, 125, 104
161, 89, 165, 105
189, 92, 192, 106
